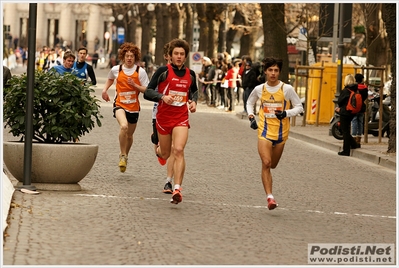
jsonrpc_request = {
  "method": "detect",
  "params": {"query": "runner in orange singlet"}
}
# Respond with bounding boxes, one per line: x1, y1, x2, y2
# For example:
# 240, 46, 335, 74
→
102, 42, 149, 173
144, 39, 198, 204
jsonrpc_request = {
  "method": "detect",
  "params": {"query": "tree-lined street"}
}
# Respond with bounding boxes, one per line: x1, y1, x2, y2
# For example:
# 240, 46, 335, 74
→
3, 67, 396, 265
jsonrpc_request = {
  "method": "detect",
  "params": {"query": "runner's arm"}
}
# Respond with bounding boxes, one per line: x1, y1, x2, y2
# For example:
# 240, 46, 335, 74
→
284, 85, 304, 117
87, 65, 97, 85
144, 66, 168, 102
247, 84, 262, 117
189, 70, 199, 103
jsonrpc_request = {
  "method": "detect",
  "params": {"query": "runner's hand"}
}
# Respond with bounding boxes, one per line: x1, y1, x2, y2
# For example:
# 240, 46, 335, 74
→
275, 110, 287, 120
249, 117, 258, 130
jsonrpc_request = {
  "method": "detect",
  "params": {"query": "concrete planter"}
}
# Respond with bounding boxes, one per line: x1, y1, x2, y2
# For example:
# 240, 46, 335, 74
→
3, 141, 98, 191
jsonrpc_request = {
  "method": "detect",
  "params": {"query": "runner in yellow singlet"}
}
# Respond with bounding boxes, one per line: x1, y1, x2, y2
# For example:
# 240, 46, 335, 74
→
246, 57, 303, 210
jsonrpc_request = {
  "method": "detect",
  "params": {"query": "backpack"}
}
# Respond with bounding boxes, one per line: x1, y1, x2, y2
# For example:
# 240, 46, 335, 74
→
346, 87, 362, 114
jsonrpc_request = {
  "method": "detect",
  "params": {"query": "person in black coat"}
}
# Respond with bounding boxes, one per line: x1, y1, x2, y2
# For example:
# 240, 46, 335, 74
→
335, 74, 361, 156
241, 60, 261, 114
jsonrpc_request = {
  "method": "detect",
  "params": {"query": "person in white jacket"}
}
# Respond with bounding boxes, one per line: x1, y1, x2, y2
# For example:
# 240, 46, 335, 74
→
246, 57, 303, 210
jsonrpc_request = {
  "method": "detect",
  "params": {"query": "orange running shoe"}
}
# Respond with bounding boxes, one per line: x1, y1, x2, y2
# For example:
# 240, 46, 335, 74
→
156, 145, 167, 166
267, 197, 278, 210
170, 188, 182, 204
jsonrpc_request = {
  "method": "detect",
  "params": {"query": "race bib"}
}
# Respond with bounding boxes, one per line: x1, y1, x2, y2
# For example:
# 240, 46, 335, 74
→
119, 91, 137, 104
262, 102, 283, 118
169, 90, 187, 106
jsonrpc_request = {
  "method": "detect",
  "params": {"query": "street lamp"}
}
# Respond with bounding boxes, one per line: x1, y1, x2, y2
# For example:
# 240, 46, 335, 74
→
147, 4, 155, 11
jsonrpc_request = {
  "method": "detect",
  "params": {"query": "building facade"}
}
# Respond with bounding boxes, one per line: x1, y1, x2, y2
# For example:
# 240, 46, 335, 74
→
3, 3, 112, 55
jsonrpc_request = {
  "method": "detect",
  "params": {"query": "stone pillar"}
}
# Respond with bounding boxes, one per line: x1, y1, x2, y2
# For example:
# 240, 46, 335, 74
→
86, 5, 102, 54
36, 3, 47, 48
58, 3, 73, 50
3, 3, 19, 49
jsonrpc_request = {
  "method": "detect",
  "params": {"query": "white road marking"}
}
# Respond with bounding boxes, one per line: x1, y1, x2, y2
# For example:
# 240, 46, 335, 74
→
75, 193, 396, 219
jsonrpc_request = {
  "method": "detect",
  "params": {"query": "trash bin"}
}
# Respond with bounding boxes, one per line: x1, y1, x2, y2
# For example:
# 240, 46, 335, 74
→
306, 62, 356, 124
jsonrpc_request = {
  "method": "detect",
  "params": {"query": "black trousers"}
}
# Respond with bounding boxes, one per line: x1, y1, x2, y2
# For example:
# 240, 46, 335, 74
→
340, 114, 358, 153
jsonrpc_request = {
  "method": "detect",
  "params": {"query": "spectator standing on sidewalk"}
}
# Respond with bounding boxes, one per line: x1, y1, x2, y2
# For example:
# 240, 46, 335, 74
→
213, 60, 225, 108
224, 61, 239, 112
335, 74, 361, 156
101, 42, 149, 173
351, 73, 368, 145
144, 38, 198, 205
241, 60, 261, 115
91, 51, 99, 69
246, 57, 303, 210
73, 47, 97, 85
198, 56, 212, 105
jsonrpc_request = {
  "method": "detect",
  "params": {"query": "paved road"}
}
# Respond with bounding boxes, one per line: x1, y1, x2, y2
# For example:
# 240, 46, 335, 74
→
3, 64, 396, 265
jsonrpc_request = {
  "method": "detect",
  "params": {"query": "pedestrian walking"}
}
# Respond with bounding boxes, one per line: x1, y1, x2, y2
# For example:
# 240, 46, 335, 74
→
91, 51, 99, 69
246, 57, 303, 210
73, 47, 97, 85
101, 42, 149, 173
144, 38, 198, 204
335, 74, 361, 156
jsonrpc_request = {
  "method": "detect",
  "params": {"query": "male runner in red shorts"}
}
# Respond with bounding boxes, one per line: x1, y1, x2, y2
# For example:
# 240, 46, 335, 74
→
144, 39, 198, 204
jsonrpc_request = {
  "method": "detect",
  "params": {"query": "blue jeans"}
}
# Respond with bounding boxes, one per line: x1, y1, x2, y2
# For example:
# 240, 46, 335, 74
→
351, 113, 364, 136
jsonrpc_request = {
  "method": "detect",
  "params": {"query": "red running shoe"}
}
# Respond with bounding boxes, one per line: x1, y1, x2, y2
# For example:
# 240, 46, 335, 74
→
170, 188, 182, 204
267, 197, 278, 210
157, 155, 167, 166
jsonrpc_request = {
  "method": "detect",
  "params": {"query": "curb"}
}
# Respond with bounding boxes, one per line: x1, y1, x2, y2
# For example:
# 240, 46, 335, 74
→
290, 131, 396, 171
2, 171, 15, 233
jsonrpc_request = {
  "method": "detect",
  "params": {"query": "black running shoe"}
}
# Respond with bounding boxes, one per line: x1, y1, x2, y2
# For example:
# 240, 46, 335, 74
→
163, 182, 173, 194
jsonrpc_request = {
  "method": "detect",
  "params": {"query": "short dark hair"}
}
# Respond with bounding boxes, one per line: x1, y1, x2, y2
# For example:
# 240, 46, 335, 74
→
78, 47, 88, 53
355, 73, 364, 83
262, 57, 283, 72
63, 51, 76, 60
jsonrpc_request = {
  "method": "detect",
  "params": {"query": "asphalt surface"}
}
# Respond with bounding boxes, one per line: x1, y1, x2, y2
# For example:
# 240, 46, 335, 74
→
2, 64, 396, 266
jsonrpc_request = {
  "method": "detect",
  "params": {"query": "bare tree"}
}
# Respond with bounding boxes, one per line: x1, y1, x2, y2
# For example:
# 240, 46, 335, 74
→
196, 4, 209, 56
381, 4, 396, 154
184, 4, 194, 47
361, 4, 389, 67
260, 4, 289, 82
137, 4, 155, 56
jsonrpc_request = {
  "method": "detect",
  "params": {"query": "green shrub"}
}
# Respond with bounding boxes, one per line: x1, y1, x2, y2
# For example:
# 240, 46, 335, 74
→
3, 70, 103, 143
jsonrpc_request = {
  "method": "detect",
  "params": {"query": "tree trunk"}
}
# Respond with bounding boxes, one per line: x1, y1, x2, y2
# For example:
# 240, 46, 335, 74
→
184, 4, 194, 46
163, 5, 172, 46
218, 11, 227, 53
197, 4, 209, 56
139, 4, 153, 55
363, 4, 388, 67
382, 4, 396, 153
154, 5, 165, 66
226, 9, 237, 57
170, 4, 180, 39
260, 3, 289, 82
206, 5, 216, 58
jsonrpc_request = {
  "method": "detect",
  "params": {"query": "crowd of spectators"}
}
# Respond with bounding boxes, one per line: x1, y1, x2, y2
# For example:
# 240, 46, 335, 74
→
197, 52, 264, 114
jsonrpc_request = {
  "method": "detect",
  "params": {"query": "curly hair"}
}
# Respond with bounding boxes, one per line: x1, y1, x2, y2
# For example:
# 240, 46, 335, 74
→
118, 42, 141, 63
168, 39, 189, 58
